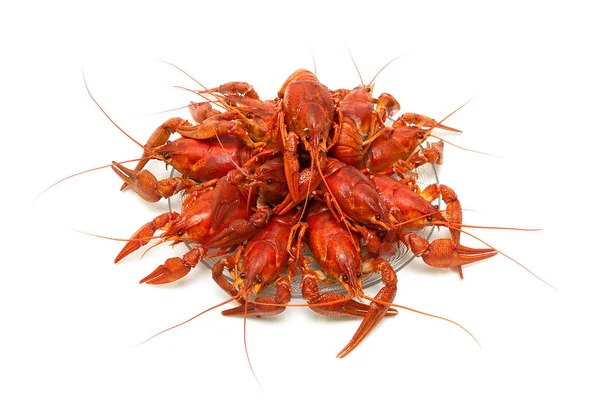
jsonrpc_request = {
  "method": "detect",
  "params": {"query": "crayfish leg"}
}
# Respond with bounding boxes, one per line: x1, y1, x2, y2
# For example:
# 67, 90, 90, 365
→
222, 275, 293, 317
300, 274, 397, 320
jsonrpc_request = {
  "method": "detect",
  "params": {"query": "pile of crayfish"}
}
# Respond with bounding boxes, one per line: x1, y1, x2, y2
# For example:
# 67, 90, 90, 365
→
106, 67, 497, 357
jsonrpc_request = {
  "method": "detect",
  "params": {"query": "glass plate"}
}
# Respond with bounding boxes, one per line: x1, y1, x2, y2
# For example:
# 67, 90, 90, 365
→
168, 152, 440, 298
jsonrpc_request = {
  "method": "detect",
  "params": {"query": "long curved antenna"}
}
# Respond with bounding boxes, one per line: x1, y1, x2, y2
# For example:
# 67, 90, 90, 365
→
83, 70, 146, 150
346, 45, 364, 86
360, 294, 480, 347
73, 227, 163, 243
368, 54, 406, 87
449, 223, 541, 231
160, 61, 245, 117
243, 300, 264, 393
136, 296, 240, 345
448, 224, 557, 290
35, 157, 151, 200
146, 103, 192, 116
424, 96, 500, 157
429, 134, 500, 157
427, 96, 474, 130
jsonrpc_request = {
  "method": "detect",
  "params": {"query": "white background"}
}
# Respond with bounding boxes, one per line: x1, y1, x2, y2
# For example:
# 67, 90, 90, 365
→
2, 1, 599, 399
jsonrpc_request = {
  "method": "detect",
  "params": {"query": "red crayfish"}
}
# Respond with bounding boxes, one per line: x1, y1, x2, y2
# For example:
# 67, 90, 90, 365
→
48, 62, 547, 364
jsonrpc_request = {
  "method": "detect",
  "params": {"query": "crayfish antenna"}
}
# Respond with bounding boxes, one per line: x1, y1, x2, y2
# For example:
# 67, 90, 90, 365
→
428, 134, 500, 157
83, 70, 179, 193
160, 60, 247, 119
83, 70, 147, 151
172, 85, 225, 108
243, 298, 265, 394
346, 45, 365, 86
314, 158, 356, 239
72, 227, 163, 244
297, 151, 316, 221
428, 96, 475, 131
449, 223, 542, 232
367, 54, 406, 88
360, 295, 481, 347
423, 96, 501, 158
35, 157, 151, 200
145, 103, 192, 116
448, 225, 557, 290
136, 295, 240, 346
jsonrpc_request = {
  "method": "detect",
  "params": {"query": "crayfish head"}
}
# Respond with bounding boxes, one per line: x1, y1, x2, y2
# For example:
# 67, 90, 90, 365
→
250, 157, 288, 205
402, 207, 448, 231
410, 127, 431, 148
162, 221, 194, 245
332, 250, 364, 297
360, 194, 398, 232
162, 204, 212, 245
153, 138, 198, 162
298, 104, 330, 154
425, 210, 448, 227
237, 243, 279, 296
387, 126, 431, 155
234, 272, 266, 297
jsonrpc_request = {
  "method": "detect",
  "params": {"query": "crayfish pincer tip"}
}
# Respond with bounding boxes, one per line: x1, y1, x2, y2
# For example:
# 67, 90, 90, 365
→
336, 346, 352, 359
139, 258, 193, 285
114, 242, 141, 264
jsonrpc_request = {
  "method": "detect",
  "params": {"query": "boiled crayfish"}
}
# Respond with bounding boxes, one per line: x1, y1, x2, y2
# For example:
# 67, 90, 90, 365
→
89, 66, 502, 358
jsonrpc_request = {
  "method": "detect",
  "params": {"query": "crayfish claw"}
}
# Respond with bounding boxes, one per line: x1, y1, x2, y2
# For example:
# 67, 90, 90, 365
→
421, 238, 497, 269
139, 247, 204, 284
221, 298, 287, 317
112, 162, 162, 203
113, 161, 197, 202
139, 257, 192, 285
115, 212, 179, 263
401, 233, 497, 270
395, 112, 462, 133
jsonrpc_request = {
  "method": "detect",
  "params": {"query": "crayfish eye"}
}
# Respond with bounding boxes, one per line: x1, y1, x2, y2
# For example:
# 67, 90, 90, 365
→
365, 87, 371, 93
266, 178, 273, 185
433, 204, 439, 209
177, 230, 184, 236
375, 214, 381, 220
240, 272, 246, 278
418, 132, 425, 139
342, 274, 349, 282
255, 277, 263, 284
356, 272, 362, 278
319, 137, 324, 143
245, 112, 252, 118
305, 135, 311, 141
261, 167, 267, 173
426, 216, 433, 222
